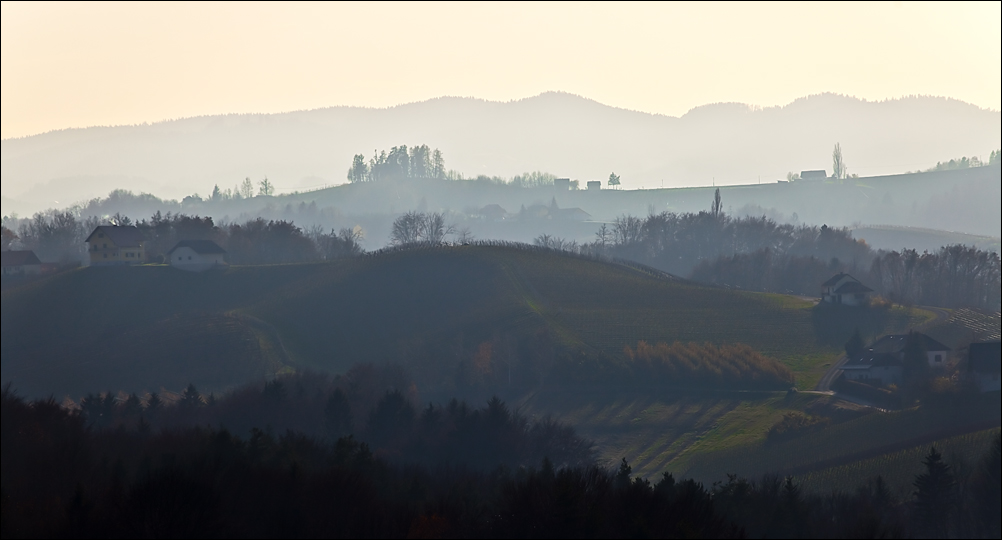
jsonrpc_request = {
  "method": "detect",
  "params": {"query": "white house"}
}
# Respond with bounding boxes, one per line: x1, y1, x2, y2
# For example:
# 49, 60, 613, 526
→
841, 351, 902, 386
1, 250, 42, 276
869, 333, 951, 368
167, 240, 228, 272
821, 272, 873, 306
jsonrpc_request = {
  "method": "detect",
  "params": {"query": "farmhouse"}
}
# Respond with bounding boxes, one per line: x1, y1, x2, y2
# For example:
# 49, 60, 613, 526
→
821, 272, 873, 306
85, 225, 145, 266
869, 333, 951, 368
1, 250, 42, 276
841, 351, 902, 386
842, 332, 953, 386
967, 341, 1001, 393
167, 240, 228, 272
479, 204, 508, 221
800, 170, 827, 181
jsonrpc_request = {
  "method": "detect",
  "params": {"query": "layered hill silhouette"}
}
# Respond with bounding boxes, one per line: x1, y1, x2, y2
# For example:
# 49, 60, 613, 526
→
1, 244, 902, 399
3, 92, 999, 216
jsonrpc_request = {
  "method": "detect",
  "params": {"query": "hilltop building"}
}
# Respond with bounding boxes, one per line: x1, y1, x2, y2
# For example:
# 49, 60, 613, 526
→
1, 250, 42, 276
800, 170, 827, 181
85, 226, 145, 266
968, 341, 1001, 393
587, 180, 601, 191
821, 272, 873, 306
168, 240, 228, 272
553, 178, 571, 191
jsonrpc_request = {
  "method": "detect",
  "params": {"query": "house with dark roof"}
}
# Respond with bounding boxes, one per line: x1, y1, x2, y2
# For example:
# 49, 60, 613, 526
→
821, 272, 873, 306
967, 341, 1001, 393
167, 240, 228, 272
85, 226, 146, 266
869, 333, 951, 368
841, 351, 902, 386
800, 170, 827, 181
1, 250, 42, 276
478, 204, 508, 222
842, 332, 954, 386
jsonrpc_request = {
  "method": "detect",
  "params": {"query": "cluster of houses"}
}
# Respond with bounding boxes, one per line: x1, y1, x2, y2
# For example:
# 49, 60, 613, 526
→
822, 271, 999, 393
85, 225, 228, 272
840, 331, 1000, 393
2, 225, 228, 275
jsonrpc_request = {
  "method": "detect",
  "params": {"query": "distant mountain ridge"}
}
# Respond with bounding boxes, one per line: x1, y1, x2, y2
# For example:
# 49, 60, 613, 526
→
2, 91, 999, 216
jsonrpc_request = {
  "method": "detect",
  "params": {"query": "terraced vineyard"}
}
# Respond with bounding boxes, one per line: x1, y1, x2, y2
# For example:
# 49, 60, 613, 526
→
923, 307, 1001, 349
796, 428, 1001, 496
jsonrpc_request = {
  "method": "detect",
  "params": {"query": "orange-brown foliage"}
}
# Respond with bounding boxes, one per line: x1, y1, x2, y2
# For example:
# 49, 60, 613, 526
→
621, 341, 794, 390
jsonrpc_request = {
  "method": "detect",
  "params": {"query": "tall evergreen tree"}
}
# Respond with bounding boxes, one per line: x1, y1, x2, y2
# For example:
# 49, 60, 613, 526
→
913, 446, 955, 538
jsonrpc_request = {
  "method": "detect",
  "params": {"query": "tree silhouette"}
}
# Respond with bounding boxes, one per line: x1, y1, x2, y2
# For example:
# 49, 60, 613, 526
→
832, 143, 847, 180
844, 327, 864, 357
347, 154, 369, 183
258, 177, 274, 197
913, 446, 955, 538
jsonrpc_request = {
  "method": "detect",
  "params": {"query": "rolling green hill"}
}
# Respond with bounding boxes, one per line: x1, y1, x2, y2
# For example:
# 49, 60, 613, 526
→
2, 244, 918, 400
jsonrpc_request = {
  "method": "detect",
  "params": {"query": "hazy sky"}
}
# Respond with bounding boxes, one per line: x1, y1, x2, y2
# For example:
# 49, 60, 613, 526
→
2, 1, 1000, 140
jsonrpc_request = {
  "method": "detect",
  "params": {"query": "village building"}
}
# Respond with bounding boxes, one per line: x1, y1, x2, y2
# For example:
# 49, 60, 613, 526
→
478, 204, 508, 222
821, 272, 873, 306
842, 332, 953, 386
841, 351, 902, 386
1, 250, 42, 276
586, 180, 601, 191
868, 333, 951, 368
85, 226, 146, 266
800, 169, 827, 181
553, 178, 571, 191
967, 341, 1001, 393
167, 240, 228, 272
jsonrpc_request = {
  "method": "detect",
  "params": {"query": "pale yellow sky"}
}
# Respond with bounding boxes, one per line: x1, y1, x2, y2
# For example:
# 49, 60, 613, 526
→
2, 1, 999, 140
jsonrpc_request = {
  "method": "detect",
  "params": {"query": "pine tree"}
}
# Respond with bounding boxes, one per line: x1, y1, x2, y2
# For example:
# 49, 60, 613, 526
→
180, 383, 202, 409
913, 446, 955, 538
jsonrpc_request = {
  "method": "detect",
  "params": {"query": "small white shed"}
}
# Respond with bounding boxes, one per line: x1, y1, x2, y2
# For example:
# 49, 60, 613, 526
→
167, 240, 228, 272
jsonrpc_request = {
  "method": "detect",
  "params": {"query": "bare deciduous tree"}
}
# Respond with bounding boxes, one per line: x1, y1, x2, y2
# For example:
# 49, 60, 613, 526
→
832, 143, 847, 180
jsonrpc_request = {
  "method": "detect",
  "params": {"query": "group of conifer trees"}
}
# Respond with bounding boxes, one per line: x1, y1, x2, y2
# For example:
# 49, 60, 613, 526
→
3, 380, 998, 538
347, 145, 445, 183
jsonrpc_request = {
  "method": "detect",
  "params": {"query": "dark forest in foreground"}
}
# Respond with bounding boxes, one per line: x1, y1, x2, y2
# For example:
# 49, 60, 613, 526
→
2, 381, 999, 539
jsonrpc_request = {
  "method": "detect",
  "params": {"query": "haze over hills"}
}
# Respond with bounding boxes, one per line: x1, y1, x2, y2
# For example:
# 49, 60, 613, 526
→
2, 91, 999, 217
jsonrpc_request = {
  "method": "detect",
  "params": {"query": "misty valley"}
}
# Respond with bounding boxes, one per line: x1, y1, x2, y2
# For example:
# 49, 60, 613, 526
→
2, 13, 1001, 534
3, 163, 1000, 537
